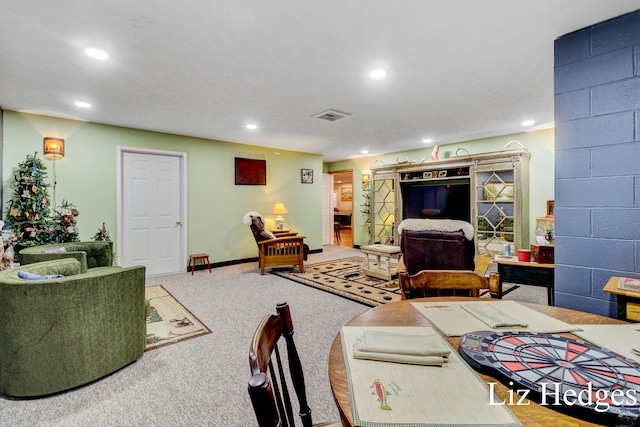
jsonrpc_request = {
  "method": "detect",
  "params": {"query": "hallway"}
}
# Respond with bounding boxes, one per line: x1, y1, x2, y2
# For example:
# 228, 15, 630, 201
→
333, 225, 353, 248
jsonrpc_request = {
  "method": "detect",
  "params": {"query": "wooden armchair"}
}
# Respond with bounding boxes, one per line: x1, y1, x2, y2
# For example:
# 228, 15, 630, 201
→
398, 268, 490, 298
397, 218, 491, 299
248, 302, 340, 427
243, 211, 307, 275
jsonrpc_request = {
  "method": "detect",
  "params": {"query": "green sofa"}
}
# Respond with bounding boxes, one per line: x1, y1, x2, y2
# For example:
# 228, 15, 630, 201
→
0, 258, 147, 397
19, 241, 113, 272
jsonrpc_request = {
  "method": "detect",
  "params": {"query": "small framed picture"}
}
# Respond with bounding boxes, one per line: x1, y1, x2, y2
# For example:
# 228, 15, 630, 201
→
340, 187, 353, 201
546, 200, 555, 217
301, 168, 313, 184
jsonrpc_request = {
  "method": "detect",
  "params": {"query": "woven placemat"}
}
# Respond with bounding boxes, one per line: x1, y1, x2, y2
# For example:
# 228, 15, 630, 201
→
341, 326, 522, 426
411, 300, 580, 337
573, 324, 640, 362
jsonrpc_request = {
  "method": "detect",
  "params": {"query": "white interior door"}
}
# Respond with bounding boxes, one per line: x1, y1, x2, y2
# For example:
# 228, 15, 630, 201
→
118, 148, 186, 276
322, 173, 333, 245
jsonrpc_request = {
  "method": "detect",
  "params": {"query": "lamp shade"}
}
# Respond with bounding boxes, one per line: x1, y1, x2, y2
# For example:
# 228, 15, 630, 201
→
271, 203, 288, 215
43, 137, 64, 160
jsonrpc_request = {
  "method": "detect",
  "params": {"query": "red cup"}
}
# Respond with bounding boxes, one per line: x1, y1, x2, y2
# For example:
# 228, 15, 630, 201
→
517, 249, 531, 262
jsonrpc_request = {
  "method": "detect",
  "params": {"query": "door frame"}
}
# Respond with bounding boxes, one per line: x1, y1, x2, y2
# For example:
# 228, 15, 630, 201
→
116, 146, 188, 274
322, 172, 334, 245
328, 169, 354, 247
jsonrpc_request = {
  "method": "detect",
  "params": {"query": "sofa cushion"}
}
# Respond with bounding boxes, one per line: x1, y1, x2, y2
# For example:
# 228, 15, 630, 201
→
3, 258, 82, 280
19, 241, 113, 272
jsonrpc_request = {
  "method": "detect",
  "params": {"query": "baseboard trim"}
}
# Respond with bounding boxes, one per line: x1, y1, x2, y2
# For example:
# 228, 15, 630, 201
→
186, 248, 324, 272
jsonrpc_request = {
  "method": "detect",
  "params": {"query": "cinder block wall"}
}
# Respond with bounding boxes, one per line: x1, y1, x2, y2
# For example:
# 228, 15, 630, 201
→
554, 9, 640, 316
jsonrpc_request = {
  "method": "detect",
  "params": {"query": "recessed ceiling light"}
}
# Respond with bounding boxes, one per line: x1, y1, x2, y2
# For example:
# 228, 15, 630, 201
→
361, 149, 369, 154
74, 101, 91, 108
422, 138, 433, 144
522, 120, 535, 126
84, 47, 109, 60
246, 124, 258, 130
369, 69, 386, 80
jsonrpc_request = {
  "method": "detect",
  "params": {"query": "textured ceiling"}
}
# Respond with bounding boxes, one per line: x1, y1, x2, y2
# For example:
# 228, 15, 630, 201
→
1, 1, 638, 162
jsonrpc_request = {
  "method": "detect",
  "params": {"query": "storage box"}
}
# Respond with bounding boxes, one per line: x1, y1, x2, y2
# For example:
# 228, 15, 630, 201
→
530, 244, 554, 264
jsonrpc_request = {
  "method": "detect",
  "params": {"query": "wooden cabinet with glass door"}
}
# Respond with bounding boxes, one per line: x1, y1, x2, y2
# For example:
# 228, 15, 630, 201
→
368, 149, 530, 256
369, 171, 396, 245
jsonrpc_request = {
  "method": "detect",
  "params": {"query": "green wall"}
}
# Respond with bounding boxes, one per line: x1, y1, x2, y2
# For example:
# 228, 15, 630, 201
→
2, 111, 554, 263
2, 112, 323, 264
325, 129, 555, 246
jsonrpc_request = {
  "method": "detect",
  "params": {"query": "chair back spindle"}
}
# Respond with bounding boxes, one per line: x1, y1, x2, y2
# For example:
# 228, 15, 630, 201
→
249, 302, 314, 427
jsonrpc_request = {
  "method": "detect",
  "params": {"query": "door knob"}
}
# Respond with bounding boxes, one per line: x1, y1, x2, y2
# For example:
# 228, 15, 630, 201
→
176, 220, 182, 225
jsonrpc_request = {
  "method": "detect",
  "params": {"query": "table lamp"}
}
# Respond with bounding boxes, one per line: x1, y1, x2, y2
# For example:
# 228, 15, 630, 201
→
272, 203, 288, 230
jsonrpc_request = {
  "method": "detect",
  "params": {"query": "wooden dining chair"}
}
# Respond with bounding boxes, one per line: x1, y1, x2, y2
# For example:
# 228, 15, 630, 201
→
398, 269, 492, 299
248, 302, 340, 427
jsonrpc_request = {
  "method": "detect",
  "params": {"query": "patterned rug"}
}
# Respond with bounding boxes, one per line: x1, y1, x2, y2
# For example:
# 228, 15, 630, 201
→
145, 285, 211, 351
272, 257, 403, 306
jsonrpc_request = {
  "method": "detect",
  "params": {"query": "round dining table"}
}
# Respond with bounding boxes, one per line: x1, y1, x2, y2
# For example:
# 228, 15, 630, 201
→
328, 297, 627, 427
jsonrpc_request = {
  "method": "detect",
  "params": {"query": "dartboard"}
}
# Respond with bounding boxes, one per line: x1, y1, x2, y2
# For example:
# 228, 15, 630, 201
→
459, 330, 640, 424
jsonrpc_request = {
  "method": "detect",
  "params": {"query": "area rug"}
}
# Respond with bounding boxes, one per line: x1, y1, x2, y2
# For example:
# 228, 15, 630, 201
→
145, 285, 211, 351
272, 257, 403, 306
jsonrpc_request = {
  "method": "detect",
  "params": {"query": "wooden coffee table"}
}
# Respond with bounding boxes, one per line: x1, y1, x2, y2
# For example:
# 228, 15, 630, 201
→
359, 244, 402, 280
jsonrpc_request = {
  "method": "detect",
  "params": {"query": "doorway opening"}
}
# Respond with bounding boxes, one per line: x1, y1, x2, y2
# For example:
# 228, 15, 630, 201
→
330, 170, 353, 248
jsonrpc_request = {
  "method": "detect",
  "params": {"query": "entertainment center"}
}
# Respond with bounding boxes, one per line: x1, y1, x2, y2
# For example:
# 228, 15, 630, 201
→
368, 148, 530, 255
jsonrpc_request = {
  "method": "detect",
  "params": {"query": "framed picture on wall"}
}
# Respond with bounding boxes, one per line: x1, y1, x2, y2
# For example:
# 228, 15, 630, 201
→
235, 158, 266, 185
340, 187, 353, 201
301, 168, 313, 184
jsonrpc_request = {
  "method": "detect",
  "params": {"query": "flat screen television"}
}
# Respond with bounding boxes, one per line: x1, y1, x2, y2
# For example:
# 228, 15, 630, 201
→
401, 179, 471, 222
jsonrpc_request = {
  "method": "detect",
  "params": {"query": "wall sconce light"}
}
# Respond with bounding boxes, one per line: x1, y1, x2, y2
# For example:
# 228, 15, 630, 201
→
362, 173, 370, 190
43, 137, 65, 208
43, 137, 65, 160
271, 203, 288, 230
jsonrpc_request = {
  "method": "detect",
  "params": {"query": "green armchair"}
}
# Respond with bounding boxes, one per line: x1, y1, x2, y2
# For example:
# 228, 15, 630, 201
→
19, 241, 113, 272
0, 258, 147, 397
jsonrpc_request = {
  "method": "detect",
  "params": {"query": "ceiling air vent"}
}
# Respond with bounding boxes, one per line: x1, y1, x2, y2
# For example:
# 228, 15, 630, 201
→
311, 109, 352, 122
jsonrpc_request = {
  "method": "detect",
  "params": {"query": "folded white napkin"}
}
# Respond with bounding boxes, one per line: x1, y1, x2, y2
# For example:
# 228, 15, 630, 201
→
353, 330, 450, 366
461, 303, 528, 328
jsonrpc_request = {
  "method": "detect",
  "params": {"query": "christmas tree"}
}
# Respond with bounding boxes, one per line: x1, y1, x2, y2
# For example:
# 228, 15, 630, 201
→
4, 153, 53, 246
49, 200, 80, 243
92, 222, 111, 241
